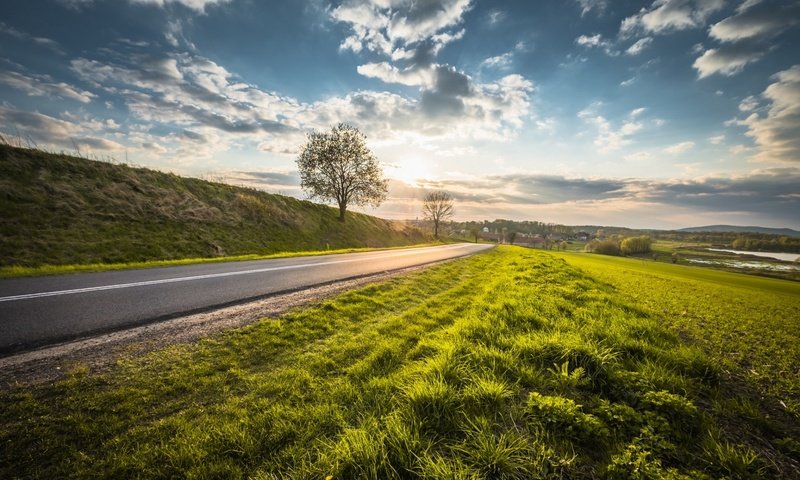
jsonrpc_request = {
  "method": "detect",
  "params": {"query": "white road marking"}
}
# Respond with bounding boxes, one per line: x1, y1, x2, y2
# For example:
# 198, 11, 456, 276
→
0, 244, 479, 303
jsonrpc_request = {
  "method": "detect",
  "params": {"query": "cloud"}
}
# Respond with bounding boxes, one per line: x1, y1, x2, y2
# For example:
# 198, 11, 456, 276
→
624, 151, 652, 161
729, 144, 752, 155
487, 9, 505, 25
741, 65, 800, 164
0, 106, 81, 143
620, 0, 725, 36
664, 141, 695, 154
71, 53, 302, 137
331, 0, 472, 55
356, 61, 435, 86
129, 0, 232, 12
739, 95, 759, 111
73, 137, 125, 151
692, 0, 797, 78
576, 34, 604, 47
0, 105, 122, 151
578, 103, 645, 153
0, 70, 95, 103
0, 22, 64, 54
233, 170, 301, 188
692, 41, 765, 78
575, 0, 607, 16
630, 107, 647, 118
481, 52, 513, 70
575, 33, 618, 55
67, 48, 533, 159
328, 0, 533, 145
57, 0, 95, 9
401, 168, 800, 226
625, 37, 653, 55
709, 0, 800, 42
708, 134, 725, 144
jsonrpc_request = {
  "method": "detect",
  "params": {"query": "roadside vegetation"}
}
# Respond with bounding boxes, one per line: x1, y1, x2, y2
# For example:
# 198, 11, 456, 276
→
0, 145, 426, 269
2, 247, 798, 478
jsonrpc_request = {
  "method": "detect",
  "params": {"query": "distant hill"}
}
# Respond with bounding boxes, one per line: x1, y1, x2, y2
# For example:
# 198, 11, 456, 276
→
0, 145, 427, 267
679, 225, 800, 237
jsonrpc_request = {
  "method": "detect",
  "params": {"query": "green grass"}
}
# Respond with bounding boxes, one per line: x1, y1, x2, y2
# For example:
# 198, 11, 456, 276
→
3, 246, 799, 478
0, 242, 447, 278
0, 145, 428, 269
550, 251, 800, 417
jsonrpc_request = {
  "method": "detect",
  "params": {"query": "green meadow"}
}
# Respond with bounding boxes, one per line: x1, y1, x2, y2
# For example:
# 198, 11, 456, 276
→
2, 246, 799, 478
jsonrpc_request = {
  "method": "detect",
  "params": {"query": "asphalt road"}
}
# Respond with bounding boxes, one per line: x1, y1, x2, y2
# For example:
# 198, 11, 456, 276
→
0, 243, 493, 353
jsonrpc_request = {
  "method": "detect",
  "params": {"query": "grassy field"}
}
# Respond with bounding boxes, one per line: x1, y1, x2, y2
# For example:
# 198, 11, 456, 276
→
551, 251, 800, 416
2, 246, 799, 478
0, 145, 427, 269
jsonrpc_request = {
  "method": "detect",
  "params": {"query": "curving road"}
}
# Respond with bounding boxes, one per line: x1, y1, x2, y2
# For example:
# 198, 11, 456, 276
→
0, 243, 493, 354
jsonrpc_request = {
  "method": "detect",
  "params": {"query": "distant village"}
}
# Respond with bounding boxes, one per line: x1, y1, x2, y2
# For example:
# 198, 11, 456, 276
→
463, 226, 594, 249
407, 219, 604, 249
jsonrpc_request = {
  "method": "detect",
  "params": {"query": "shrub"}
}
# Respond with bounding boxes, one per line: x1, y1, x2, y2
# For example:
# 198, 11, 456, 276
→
585, 239, 621, 256
620, 236, 652, 255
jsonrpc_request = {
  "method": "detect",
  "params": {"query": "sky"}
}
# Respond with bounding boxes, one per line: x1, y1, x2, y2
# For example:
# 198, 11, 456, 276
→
1, 0, 798, 229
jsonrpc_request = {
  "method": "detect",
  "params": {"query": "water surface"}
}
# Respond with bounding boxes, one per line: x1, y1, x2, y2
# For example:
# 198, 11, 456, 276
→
707, 248, 799, 262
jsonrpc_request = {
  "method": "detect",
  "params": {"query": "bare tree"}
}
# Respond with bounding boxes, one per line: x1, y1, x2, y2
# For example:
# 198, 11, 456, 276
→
422, 191, 455, 239
296, 124, 388, 222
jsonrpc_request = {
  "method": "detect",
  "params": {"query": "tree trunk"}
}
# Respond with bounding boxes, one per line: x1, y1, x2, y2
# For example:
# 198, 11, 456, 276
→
338, 203, 346, 222
434, 221, 439, 239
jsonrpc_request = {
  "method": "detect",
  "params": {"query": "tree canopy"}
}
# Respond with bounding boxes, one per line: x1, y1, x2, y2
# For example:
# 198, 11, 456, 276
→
296, 124, 387, 222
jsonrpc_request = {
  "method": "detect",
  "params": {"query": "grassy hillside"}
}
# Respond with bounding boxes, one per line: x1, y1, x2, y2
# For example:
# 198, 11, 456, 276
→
3, 247, 799, 478
0, 145, 427, 268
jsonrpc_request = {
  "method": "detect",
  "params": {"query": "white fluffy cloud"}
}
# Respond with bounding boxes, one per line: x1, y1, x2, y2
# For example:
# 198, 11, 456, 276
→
692, 42, 764, 78
68, 50, 533, 158
356, 62, 435, 87
709, 0, 800, 42
328, 0, 535, 146
693, 0, 799, 78
620, 0, 724, 36
626, 37, 653, 55
331, 0, 472, 55
578, 103, 646, 153
741, 65, 800, 163
481, 52, 513, 70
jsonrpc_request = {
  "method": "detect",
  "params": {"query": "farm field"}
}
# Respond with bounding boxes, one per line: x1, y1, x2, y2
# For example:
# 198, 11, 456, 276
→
2, 246, 799, 478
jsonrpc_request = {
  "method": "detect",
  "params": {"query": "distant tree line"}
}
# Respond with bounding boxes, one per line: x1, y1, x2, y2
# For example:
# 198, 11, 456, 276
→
451, 219, 574, 236
731, 235, 800, 253
445, 218, 798, 253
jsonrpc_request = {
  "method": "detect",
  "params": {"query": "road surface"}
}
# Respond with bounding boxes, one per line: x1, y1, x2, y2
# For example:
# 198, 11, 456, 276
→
0, 243, 493, 353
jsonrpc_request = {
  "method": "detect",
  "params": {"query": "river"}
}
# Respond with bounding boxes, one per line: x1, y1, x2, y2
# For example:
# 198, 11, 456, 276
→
707, 248, 800, 262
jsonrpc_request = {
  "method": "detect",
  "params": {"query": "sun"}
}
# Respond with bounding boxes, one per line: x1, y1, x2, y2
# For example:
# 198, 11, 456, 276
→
390, 157, 433, 186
